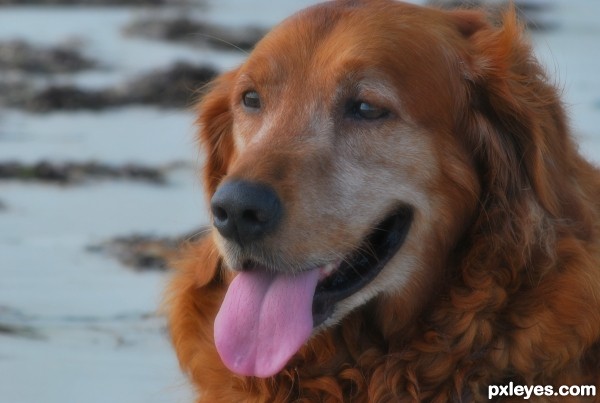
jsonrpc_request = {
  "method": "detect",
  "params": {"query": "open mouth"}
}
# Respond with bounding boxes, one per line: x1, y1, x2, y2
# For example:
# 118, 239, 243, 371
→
312, 207, 413, 326
213, 206, 413, 378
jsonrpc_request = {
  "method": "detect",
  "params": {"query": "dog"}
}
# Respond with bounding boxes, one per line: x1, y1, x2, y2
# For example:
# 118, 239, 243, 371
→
166, 0, 600, 401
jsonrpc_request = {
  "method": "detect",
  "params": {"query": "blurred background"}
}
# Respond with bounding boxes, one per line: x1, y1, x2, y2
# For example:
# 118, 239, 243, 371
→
0, 0, 598, 402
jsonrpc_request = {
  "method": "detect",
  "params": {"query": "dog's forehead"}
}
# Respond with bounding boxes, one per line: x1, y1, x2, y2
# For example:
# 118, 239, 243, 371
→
242, 1, 457, 89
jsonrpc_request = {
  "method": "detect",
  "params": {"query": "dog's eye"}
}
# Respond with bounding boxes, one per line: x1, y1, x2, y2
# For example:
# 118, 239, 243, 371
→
349, 101, 388, 120
242, 91, 261, 110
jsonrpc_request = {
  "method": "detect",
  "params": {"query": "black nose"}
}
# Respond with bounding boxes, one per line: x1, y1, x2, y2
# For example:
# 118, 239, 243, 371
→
210, 180, 283, 245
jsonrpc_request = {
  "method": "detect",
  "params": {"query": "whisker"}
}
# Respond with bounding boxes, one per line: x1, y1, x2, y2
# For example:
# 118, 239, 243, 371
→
179, 227, 212, 244
187, 33, 251, 56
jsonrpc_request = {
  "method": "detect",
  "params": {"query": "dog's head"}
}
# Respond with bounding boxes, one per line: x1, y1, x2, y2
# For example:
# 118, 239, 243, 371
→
196, 0, 563, 377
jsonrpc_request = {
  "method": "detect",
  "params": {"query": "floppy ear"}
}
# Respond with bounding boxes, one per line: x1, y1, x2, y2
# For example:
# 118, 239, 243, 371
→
453, 7, 569, 216
195, 69, 238, 198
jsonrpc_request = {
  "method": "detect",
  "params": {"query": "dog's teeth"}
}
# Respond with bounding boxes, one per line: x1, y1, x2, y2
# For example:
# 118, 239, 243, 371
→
322, 263, 336, 277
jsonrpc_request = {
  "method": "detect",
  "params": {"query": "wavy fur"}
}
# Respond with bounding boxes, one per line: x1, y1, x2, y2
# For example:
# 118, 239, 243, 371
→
166, 1, 600, 401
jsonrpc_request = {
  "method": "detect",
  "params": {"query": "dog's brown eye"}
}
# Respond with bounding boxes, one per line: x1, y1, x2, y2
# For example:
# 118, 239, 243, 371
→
349, 101, 388, 120
242, 91, 261, 109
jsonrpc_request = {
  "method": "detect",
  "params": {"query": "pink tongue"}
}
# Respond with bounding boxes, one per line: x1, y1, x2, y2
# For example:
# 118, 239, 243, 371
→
214, 269, 320, 378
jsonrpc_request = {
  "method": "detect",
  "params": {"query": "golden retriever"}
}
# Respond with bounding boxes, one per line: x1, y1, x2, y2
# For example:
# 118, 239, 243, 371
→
166, 0, 600, 401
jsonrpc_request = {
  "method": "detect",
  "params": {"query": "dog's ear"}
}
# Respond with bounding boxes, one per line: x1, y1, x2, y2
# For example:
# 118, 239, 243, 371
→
195, 69, 238, 198
451, 7, 568, 216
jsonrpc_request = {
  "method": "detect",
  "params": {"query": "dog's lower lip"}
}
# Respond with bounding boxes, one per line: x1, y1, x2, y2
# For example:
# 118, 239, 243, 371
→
312, 207, 413, 326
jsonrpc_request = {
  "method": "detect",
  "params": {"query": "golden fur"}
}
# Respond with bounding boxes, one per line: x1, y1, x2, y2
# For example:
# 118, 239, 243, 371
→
166, 1, 600, 401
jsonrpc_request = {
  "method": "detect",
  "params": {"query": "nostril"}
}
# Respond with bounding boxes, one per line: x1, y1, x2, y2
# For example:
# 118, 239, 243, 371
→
241, 209, 267, 224
213, 206, 228, 222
